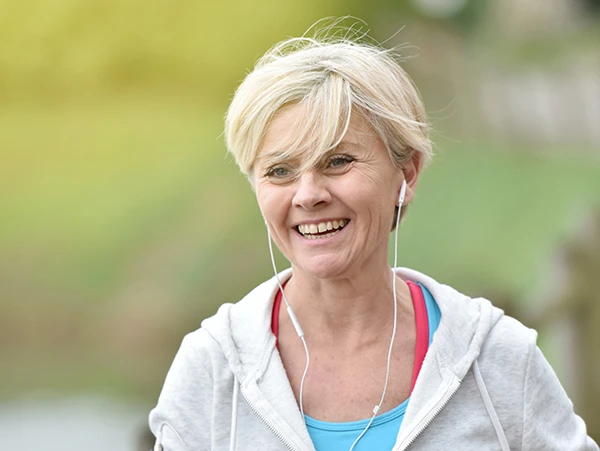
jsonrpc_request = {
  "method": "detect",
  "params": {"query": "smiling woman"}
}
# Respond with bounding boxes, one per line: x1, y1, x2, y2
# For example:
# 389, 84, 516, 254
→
148, 20, 598, 451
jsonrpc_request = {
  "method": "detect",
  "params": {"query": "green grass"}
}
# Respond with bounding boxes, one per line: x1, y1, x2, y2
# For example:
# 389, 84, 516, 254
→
1, 97, 599, 402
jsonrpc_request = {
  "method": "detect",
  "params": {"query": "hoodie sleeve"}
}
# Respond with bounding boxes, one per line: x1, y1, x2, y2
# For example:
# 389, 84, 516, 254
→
149, 332, 215, 451
521, 329, 598, 450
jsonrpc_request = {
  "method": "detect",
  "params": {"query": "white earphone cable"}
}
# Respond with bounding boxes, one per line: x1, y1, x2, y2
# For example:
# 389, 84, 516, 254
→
267, 228, 310, 416
348, 179, 405, 451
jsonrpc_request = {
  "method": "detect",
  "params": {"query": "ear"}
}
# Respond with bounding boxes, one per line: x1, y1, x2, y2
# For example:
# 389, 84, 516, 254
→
398, 151, 421, 206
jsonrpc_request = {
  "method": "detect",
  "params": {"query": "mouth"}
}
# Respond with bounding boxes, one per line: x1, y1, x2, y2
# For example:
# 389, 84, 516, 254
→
295, 219, 350, 240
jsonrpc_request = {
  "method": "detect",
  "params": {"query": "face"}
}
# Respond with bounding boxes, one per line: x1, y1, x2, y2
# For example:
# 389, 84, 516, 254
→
254, 105, 412, 279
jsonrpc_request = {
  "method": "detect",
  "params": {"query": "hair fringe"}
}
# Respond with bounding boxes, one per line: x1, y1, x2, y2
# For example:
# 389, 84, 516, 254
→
225, 16, 433, 179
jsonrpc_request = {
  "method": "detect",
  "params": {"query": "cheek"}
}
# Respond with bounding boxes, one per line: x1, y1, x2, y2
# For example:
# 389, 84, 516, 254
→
343, 173, 394, 212
256, 189, 289, 225
348, 178, 396, 230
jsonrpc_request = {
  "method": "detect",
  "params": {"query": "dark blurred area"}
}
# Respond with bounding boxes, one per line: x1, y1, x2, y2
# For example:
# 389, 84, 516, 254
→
0, 1, 599, 448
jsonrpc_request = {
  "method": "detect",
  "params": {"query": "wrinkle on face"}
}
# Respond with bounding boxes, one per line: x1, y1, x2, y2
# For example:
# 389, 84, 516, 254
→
255, 104, 404, 280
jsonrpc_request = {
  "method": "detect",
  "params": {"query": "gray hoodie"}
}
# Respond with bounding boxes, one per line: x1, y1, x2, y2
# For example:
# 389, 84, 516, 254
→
149, 268, 598, 450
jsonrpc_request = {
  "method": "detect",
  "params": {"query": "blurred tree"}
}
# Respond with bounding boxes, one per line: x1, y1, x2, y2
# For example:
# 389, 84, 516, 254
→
363, 0, 489, 34
449, 0, 490, 34
529, 209, 600, 440
582, 0, 600, 13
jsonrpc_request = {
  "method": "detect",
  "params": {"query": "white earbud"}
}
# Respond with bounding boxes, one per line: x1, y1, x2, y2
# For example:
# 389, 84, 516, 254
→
398, 179, 407, 207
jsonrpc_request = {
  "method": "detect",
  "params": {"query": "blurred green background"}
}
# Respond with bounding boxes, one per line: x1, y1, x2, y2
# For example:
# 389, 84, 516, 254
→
1, 0, 599, 449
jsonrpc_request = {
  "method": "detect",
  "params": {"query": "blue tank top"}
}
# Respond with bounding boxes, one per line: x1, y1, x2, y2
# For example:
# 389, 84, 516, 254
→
305, 283, 441, 451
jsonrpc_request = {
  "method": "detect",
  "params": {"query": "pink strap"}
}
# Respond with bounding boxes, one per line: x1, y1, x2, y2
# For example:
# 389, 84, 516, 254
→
271, 283, 285, 350
407, 281, 429, 392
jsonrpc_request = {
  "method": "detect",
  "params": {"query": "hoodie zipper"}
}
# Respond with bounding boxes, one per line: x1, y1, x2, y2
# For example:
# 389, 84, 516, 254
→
240, 388, 299, 451
392, 377, 462, 451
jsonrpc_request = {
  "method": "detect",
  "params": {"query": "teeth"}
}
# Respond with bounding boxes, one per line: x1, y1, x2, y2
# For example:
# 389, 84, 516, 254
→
297, 219, 349, 237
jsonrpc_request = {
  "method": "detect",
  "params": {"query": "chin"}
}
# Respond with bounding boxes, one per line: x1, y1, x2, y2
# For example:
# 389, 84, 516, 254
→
293, 255, 351, 280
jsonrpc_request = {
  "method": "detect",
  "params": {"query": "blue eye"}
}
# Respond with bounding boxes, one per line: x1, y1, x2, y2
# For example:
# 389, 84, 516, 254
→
266, 166, 291, 178
329, 156, 354, 168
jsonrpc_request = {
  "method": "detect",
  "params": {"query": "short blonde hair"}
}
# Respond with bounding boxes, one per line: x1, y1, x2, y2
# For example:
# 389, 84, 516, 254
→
224, 23, 432, 180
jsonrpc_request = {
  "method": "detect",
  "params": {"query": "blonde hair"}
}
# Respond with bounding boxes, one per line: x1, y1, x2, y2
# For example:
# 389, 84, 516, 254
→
224, 21, 432, 181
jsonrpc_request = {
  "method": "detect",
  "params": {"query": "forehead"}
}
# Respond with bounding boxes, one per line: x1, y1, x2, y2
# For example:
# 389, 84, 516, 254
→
256, 104, 378, 168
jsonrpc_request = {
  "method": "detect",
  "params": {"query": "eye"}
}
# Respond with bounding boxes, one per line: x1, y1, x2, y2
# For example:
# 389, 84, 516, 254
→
328, 155, 354, 169
265, 166, 292, 179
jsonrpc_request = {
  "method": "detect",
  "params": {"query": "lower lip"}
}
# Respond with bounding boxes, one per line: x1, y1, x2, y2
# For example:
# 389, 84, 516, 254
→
294, 222, 350, 244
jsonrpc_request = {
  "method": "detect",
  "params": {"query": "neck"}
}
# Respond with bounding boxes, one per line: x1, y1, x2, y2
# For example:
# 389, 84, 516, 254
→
283, 259, 413, 349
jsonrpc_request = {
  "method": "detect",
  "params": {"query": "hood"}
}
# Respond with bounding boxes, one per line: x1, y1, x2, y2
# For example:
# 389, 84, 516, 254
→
400, 268, 505, 379
201, 270, 284, 383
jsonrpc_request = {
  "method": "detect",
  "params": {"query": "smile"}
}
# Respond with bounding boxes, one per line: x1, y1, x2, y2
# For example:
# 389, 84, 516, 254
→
295, 219, 349, 240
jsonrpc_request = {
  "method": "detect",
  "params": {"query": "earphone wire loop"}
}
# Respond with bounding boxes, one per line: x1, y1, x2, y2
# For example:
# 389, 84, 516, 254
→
267, 227, 309, 416
349, 179, 405, 451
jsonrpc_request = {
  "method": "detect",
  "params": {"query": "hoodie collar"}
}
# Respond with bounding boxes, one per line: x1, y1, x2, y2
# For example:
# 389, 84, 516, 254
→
202, 267, 504, 385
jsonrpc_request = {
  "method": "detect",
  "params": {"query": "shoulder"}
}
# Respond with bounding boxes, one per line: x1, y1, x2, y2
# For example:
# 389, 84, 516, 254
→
173, 273, 281, 378
478, 314, 536, 380
181, 328, 225, 370
426, 276, 537, 380
158, 328, 225, 391
486, 314, 537, 354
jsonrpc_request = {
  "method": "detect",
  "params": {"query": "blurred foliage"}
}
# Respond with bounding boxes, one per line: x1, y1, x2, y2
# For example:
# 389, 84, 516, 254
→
0, 1, 599, 440
0, 0, 363, 101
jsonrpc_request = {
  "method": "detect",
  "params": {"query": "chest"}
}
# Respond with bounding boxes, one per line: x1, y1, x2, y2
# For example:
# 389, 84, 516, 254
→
278, 331, 416, 422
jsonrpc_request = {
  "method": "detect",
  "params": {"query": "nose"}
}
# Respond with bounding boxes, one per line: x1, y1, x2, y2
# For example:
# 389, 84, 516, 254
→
292, 172, 332, 210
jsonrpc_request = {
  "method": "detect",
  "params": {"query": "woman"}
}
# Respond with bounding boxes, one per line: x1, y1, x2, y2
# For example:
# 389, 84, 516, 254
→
149, 26, 598, 450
